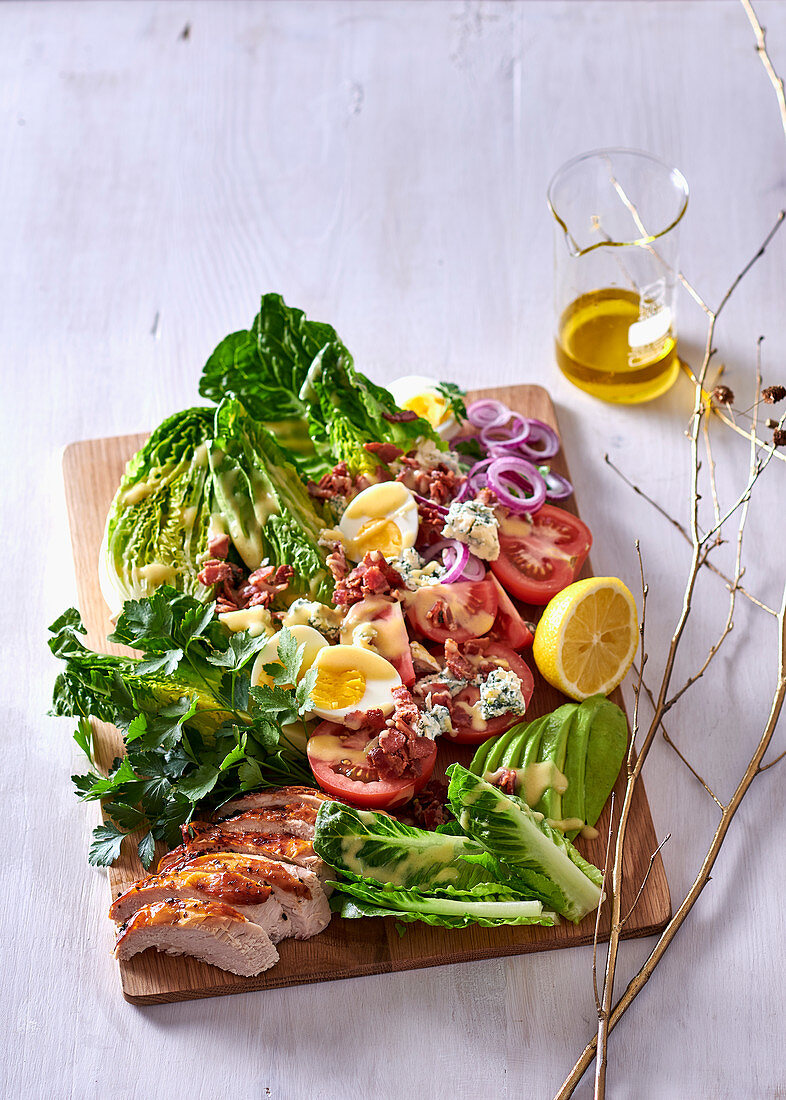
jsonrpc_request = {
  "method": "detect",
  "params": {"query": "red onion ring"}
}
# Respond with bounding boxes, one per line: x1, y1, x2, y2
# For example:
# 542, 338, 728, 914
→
466, 399, 510, 430
421, 538, 470, 583
538, 465, 573, 501
514, 418, 560, 460
479, 416, 532, 450
487, 457, 546, 513
413, 493, 449, 514
459, 554, 486, 581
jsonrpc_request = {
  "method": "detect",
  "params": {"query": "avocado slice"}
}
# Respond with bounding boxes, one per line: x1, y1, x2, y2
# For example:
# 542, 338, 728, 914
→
583, 698, 628, 827
470, 721, 526, 777
561, 695, 606, 839
533, 704, 579, 821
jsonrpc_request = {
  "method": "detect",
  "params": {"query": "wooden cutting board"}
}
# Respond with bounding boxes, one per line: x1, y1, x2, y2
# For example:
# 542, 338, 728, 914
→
62, 384, 671, 1005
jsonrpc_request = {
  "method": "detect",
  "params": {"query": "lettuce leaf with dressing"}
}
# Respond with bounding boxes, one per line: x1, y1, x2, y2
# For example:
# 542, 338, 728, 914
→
208, 396, 333, 601
447, 764, 603, 923
329, 881, 558, 929
101, 407, 215, 611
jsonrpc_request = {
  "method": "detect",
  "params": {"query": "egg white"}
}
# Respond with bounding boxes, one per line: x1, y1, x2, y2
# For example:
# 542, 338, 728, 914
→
387, 374, 461, 440
309, 644, 402, 721
338, 482, 419, 562
250, 624, 329, 688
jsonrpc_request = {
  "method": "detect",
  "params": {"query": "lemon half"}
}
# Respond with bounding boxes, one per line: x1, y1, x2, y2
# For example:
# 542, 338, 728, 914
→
533, 577, 638, 700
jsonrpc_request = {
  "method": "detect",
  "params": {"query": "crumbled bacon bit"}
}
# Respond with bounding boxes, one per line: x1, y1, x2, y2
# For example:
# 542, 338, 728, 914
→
490, 768, 518, 796
382, 408, 419, 422
444, 639, 475, 681
307, 461, 354, 501
333, 551, 405, 607
236, 564, 293, 609
326, 542, 349, 584
398, 780, 450, 830
367, 686, 432, 780
198, 559, 239, 588
200, 559, 292, 612
763, 385, 786, 404
342, 708, 386, 732
396, 454, 466, 505
426, 598, 453, 629
476, 486, 498, 507
207, 533, 230, 560
365, 442, 404, 464
414, 498, 448, 548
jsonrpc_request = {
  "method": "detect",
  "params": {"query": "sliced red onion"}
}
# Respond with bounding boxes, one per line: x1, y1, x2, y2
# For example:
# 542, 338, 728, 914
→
468, 457, 494, 492
413, 493, 449, 514
538, 465, 573, 501
422, 538, 470, 583
515, 418, 560, 460
479, 416, 532, 450
459, 553, 486, 581
487, 457, 546, 513
466, 399, 511, 430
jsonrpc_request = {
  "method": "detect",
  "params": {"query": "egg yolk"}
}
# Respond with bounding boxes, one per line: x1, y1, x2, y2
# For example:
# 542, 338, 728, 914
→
402, 392, 451, 428
310, 668, 367, 710
351, 518, 403, 558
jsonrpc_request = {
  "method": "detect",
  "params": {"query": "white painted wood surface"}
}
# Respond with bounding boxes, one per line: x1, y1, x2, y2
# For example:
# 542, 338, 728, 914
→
3, 1, 785, 1096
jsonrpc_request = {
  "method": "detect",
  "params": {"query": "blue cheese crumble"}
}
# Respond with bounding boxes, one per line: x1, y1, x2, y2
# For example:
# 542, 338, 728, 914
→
416, 698, 454, 739
281, 598, 343, 643
441, 499, 500, 561
387, 546, 444, 591
479, 668, 527, 720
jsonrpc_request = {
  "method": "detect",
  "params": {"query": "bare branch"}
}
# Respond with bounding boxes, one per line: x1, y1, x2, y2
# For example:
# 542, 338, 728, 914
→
757, 747, 786, 773
741, 0, 786, 142
619, 833, 671, 929
592, 792, 615, 1015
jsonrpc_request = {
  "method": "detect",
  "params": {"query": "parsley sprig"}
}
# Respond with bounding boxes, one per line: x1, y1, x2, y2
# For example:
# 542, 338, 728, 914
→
49, 588, 318, 869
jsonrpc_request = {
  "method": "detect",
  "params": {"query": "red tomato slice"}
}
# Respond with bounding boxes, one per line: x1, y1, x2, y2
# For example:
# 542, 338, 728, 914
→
404, 578, 497, 644
488, 575, 535, 649
340, 596, 415, 686
306, 721, 437, 810
442, 643, 534, 745
490, 504, 592, 606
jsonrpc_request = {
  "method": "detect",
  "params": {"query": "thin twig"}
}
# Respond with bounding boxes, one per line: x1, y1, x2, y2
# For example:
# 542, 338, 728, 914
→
619, 833, 671, 929
757, 747, 786, 773
604, 455, 777, 617
741, 0, 786, 142
592, 792, 615, 1015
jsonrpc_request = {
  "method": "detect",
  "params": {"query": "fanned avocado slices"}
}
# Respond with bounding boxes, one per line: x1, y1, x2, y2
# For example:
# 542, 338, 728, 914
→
561, 695, 606, 839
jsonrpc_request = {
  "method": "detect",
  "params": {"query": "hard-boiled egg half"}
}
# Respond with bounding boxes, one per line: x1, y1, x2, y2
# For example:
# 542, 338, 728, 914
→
309, 645, 402, 721
338, 482, 419, 562
387, 375, 461, 440
250, 625, 329, 689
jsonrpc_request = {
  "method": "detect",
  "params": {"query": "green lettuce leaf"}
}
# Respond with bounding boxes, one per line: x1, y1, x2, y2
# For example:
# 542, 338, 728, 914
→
313, 800, 503, 891
446, 764, 603, 923
208, 397, 333, 601
328, 880, 558, 929
102, 407, 215, 610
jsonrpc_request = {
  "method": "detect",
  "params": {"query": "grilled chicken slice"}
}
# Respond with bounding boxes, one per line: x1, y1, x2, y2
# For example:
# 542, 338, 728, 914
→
109, 866, 291, 943
174, 852, 331, 939
217, 805, 318, 840
158, 823, 332, 892
214, 787, 331, 820
114, 898, 279, 977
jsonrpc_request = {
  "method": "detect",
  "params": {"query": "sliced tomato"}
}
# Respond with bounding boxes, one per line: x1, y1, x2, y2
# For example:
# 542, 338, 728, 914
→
442, 643, 534, 745
488, 575, 535, 649
490, 504, 592, 605
404, 578, 497, 644
306, 721, 437, 810
340, 596, 415, 686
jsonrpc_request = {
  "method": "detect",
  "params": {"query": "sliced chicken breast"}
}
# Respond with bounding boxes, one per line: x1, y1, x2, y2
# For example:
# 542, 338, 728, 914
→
217, 805, 318, 840
175, 852, 331, 939
108, 866, 291, 943
159, 823, 332, 892
214, 786, 331, 819
114, 898, 279, 977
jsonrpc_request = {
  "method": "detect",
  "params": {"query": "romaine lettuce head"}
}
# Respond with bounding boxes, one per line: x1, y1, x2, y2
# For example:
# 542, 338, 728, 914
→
198, 293, 442, 477
446, 764, 603, 924
102, 407, 215, 612
313, 800, 503, 891
208, 397, 333, 602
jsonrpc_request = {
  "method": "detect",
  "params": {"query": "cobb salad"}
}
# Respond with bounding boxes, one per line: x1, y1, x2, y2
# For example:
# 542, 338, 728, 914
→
51, 294, 638, 974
